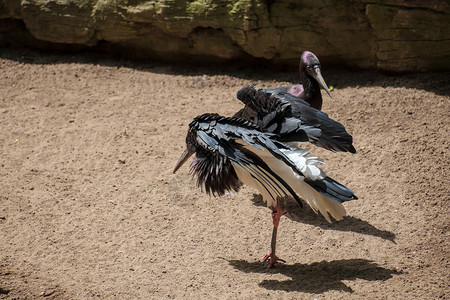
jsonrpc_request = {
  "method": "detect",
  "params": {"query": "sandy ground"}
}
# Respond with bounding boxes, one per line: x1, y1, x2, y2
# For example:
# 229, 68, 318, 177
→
0, 49, 449, 299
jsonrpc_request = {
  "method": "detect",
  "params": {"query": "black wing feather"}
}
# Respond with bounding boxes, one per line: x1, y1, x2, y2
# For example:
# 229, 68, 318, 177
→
236, 85, 356, 153
188, 113, 357, 208
190, 114, 303, 204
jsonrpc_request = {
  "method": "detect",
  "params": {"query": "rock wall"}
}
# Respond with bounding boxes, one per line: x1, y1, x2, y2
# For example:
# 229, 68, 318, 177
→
1, 0, 449, 71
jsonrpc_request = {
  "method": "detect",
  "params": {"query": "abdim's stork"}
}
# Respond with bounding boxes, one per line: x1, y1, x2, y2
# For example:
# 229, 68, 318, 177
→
264, 51, 332, 110
236, 85, 356, 153
234, 51, 331, 121
173, 113, 357, 268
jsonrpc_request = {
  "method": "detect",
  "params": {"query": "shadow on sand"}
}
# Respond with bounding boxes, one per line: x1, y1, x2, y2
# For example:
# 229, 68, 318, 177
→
227, 258, 401, 293
250, 194, 396, 243
1, 48, 449, 97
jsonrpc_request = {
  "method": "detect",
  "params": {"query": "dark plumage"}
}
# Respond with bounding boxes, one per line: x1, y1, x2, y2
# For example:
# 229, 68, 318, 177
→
265, 51, 332, 110
174, 113, 357, 267
234, 51, 331, 119
236, 85, 356, 153
191, 145, 241, 196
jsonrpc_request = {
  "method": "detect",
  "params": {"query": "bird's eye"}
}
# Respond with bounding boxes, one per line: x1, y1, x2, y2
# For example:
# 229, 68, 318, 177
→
307, 66, 313, 71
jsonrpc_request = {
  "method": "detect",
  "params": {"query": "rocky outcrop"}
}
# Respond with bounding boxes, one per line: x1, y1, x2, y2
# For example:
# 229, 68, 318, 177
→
0, 0, 449, 71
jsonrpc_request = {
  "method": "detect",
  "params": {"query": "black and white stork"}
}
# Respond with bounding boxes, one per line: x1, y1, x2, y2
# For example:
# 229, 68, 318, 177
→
173, 113, 357, 268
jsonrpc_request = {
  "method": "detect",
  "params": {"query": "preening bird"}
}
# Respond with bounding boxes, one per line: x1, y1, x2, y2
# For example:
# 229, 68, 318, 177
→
173, 113, 357, 268
236, 84, 356, 154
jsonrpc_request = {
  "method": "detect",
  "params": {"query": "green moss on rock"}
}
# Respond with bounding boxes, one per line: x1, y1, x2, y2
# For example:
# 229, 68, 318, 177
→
0, 0, 448, 71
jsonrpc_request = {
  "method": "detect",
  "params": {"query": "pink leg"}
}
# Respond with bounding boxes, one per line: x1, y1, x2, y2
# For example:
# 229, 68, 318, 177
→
261, 197, 286, 268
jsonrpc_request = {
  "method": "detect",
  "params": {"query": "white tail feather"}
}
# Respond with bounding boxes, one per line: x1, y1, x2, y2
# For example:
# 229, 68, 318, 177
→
280, 148, 325, 181
231, 162, 289, 209
241, 143, 346, 222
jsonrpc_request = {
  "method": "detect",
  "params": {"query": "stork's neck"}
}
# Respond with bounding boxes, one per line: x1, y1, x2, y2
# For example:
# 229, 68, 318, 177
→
300, 72, 323, 110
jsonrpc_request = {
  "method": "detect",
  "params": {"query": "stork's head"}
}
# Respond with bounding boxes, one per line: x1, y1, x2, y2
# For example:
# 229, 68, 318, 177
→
300, 51, 332, 98
173, 130, 197, 174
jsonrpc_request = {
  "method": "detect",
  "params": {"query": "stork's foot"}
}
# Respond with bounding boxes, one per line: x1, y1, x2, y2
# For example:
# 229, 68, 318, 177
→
261, 250, 286, 268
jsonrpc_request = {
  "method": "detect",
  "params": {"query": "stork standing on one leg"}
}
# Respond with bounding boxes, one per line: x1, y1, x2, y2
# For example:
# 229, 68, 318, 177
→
173, 114, 357, 268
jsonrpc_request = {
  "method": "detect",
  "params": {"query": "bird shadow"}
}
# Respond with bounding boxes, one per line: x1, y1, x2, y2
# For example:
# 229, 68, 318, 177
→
226, 258, 401, 293
250, 194, 396, 243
